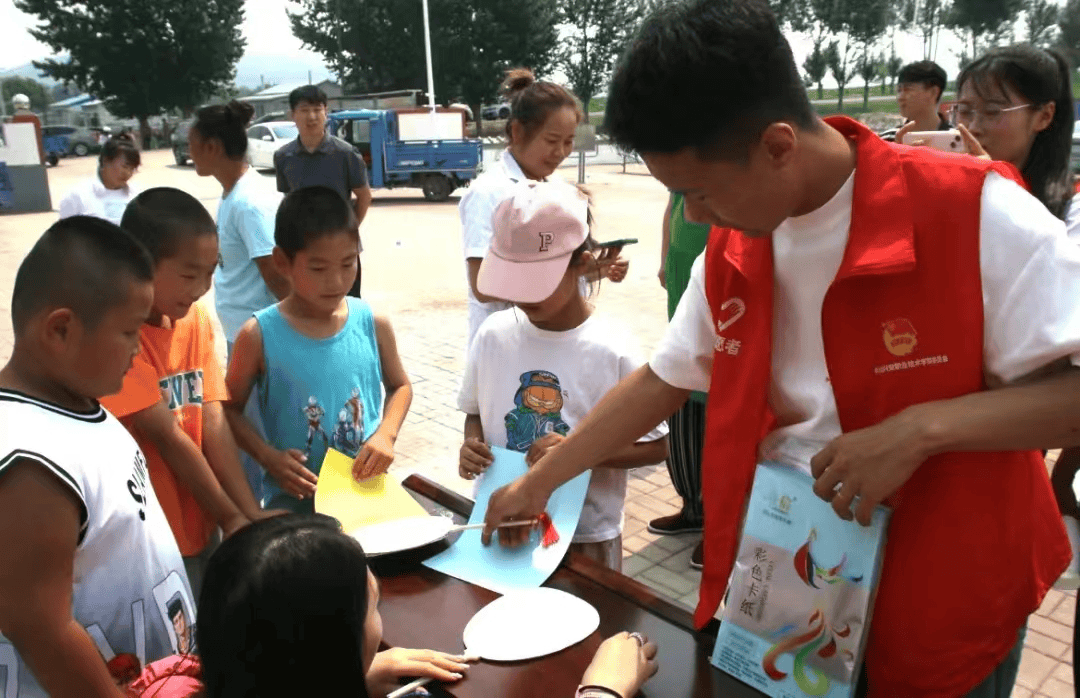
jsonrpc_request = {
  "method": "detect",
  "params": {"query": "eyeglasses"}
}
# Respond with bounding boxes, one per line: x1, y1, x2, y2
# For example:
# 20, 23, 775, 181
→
950, 103, 1032, 126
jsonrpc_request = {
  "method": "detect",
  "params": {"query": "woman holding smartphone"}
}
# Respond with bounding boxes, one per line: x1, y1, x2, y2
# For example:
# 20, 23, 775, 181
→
459, 68, 628, 344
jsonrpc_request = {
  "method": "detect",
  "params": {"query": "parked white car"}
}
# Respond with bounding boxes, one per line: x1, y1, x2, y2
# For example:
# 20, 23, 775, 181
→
247, 122, 298, 170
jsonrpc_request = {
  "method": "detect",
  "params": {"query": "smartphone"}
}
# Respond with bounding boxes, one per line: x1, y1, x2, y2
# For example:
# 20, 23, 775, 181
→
901, 129, 968, 154
595, 238, 639, 249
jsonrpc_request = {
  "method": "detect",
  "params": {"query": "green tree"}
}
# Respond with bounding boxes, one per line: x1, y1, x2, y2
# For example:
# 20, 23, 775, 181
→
556, 0, 646, 123
1024, 0, 1059, 47
1058, 0, 1080, 65
946, 0, 1025, 57
1, 77, 50, 113
825, 39, 855, 112
885, 49, 903, 93
803, 39, 829, 100
900, 0, 950, 60
15, 0, 245, 146
289, 0, 558, 122
856, 51, 884, 110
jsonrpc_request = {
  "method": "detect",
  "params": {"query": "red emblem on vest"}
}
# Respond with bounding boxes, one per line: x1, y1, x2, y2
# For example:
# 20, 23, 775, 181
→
882, 318, 917, 357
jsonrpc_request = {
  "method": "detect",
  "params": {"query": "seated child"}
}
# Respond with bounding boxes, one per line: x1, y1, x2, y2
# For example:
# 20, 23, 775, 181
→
225, 186, 412, 514
127, 515, 659, 698
101, 188, 273, 596
458, 181, 669, 571
0, 216, 192, 697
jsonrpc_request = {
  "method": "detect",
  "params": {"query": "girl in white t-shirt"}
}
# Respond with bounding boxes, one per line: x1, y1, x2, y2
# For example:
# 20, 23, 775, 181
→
457, 181, 668, 571
57, 134, 140, 225
459, 68, 628, 344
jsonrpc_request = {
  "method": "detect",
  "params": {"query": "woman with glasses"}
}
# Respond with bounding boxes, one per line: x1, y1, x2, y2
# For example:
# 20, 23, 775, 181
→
948, 44, 1077, 226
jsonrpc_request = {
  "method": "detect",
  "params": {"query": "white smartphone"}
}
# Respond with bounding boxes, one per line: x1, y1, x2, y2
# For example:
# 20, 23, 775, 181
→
901, 129, 968, 154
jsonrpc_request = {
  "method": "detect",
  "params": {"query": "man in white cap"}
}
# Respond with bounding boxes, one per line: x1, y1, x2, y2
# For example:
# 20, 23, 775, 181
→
8, 93, 45, 165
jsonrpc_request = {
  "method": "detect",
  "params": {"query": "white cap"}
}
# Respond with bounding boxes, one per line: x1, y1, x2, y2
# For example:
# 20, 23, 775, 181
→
12, 94, 30, 109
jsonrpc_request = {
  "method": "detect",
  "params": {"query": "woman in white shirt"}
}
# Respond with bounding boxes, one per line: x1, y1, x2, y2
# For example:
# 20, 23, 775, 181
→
460, 68, 628, 343
57, 134, 140, 225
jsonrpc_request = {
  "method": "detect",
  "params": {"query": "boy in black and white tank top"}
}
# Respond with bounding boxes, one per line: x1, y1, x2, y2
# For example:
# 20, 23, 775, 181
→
0, 217, 191, 697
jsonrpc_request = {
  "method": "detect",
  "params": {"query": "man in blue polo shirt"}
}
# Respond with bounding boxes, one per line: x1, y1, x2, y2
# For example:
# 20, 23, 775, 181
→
274, 85, 372, 295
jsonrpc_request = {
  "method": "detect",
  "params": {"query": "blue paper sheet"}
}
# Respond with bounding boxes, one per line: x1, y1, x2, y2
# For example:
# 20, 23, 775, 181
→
423, 446, 591, 595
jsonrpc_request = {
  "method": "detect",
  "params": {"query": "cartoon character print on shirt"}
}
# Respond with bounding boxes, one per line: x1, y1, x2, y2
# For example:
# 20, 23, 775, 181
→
332, 389, 365, 455
302, 396, 329, 457
504, 371, 570, 452
80, 573, 196, 691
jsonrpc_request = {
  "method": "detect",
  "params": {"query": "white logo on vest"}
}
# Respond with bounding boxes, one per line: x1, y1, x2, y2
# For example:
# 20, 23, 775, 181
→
714, 297, 746, 355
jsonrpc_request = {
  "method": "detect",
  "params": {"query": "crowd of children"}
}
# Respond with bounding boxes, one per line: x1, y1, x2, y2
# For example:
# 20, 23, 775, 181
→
4, 0, 1080, 696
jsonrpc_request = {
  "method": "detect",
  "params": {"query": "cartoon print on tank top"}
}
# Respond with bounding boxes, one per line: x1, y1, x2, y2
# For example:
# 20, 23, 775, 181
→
302, 396, 329, 457
504, 371, 570, 452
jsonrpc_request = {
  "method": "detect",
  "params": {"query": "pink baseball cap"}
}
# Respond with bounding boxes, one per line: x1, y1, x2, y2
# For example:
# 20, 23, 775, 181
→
478, 181, 589, 304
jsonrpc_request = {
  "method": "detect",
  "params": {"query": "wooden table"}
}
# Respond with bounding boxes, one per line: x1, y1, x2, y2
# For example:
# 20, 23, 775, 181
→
369, 475, 767, 698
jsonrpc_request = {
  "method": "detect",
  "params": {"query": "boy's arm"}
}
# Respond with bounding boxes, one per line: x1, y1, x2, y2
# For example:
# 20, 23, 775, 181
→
201, 401, 274, 520
460, 414, 493, 480
598, 436, 669, 470
224, 319, 317, 499
353, 314, 413, 481
125, 403, 248, 537
0, 462, 126, 698
484, 366, 690, 544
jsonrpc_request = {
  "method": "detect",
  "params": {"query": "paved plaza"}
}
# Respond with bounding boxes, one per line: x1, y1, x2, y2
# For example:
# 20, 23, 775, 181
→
0, 150, 1073, 696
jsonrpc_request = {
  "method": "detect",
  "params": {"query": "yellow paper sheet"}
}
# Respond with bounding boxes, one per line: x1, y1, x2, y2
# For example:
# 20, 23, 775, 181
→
314, 448, 428, 533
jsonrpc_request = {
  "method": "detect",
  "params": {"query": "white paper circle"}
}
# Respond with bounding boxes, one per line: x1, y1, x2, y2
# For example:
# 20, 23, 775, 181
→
350, 516, 452, 556
462, 587, 600, 661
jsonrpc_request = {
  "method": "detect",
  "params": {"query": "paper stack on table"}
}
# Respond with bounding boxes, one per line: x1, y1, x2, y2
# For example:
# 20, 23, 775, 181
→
314, 448, 429, 532
423, 446, 591, 595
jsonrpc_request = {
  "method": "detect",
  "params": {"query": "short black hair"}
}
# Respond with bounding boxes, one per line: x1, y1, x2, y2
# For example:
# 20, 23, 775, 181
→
275, 187, 359, 259
897, 60, 947, 100
167, 596, 185, 621
289, 85, 328, 111
193, 100, 256, 161
121, 187, 217, 263
604, 0, 818, 161
99, 133, 140, 169
11, 216, 154, 335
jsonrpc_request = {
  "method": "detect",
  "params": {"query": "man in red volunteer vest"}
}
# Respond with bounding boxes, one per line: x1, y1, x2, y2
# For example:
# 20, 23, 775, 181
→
481, 1, 1080, 696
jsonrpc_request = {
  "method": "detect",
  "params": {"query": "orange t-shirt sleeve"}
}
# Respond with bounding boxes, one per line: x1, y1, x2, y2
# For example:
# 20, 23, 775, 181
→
100, 353, 162, 418
194, 305, 228, 403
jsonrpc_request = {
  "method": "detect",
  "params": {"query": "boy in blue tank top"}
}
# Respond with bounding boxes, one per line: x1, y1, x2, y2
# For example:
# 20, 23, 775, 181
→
223, 186, 413, 513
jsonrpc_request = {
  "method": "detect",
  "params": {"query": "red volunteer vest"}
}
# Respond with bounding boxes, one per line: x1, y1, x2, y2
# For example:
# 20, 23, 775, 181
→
699, 116, 1070, 696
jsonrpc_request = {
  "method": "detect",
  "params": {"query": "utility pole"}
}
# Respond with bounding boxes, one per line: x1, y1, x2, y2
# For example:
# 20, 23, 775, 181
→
422, 0, 436, 112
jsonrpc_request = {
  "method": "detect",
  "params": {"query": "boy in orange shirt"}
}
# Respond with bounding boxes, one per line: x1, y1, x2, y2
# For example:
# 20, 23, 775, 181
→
102, 187, 275, 595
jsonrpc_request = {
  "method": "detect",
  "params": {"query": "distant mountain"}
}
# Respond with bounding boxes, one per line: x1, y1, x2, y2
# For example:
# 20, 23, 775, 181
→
0, 61, 61, 86
234, 53, 332, 89
1, 53, 331, 91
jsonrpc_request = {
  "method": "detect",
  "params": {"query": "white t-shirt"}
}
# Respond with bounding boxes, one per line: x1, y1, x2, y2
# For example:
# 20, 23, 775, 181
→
57, 174, 139, 226
458, 310, 668, 543
651, 172, 1080, 474
0, 390, 194, 696
1066, 192, 1080, 243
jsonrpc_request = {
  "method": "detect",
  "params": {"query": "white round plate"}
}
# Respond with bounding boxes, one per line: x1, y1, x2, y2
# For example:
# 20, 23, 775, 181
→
350, 516, 453, 556
462, 587, 600, 661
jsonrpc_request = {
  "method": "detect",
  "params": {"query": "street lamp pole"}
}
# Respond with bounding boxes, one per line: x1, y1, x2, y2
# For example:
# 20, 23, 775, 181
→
421, 0, 436, 112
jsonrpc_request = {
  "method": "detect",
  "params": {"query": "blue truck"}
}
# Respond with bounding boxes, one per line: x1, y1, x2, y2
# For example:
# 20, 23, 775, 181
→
327, 108, 482, 202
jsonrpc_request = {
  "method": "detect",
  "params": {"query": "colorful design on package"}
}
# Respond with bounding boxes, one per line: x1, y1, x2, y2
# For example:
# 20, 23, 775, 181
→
793, 529, 864, 589
762, 610, 856, 696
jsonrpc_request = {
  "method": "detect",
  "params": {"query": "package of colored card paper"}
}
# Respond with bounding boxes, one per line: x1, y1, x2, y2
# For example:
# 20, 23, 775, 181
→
710, 462, 890, 698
